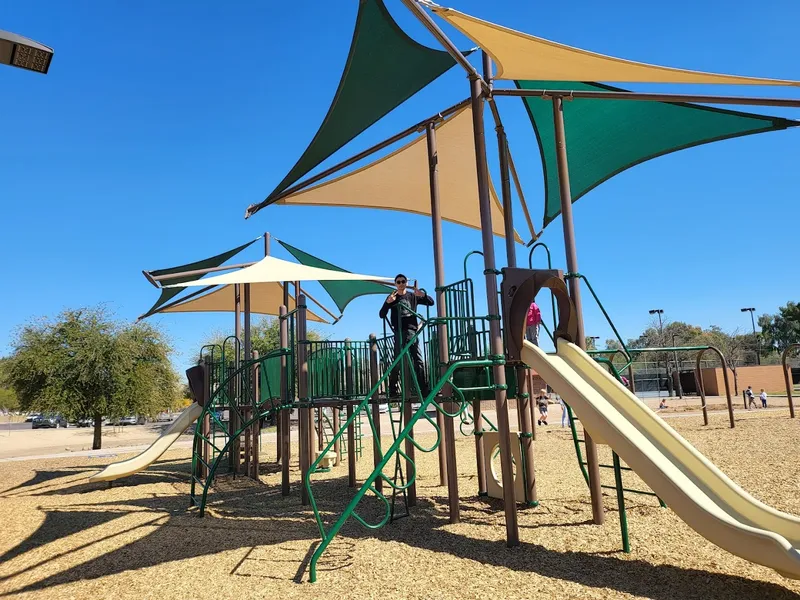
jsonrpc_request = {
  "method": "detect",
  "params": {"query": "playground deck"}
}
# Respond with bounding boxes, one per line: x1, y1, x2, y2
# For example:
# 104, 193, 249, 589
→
1, 411, 798, 599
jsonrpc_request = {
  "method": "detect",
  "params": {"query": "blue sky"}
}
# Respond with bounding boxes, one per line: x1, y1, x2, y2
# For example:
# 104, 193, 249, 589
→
2, 0, 798, 371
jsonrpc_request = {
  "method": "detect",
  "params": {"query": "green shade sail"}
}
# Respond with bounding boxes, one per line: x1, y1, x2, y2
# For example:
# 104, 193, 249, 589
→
278, 240, 390, 314
141, 238, 258, 319
256, 0, 464, 211
516, 80, 799, 228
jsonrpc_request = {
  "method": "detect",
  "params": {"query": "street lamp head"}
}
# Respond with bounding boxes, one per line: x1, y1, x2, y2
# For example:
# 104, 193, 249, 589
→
648, 309, 664, 315
0, 30, 53, 74
740, 307, 755, 313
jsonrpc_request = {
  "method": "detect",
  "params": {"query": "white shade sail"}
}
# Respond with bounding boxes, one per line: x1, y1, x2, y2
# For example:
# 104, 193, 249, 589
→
166, 255, 394, 288
160, 282, 329, 323
431, 5, 800, 86
278, 106, 522, 242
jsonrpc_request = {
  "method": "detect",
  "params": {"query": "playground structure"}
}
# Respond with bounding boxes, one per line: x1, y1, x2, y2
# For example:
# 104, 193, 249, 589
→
95, 0, 800, 584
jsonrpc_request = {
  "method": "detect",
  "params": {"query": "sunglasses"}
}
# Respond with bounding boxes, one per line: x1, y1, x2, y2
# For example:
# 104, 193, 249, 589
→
395, 279, 407, 284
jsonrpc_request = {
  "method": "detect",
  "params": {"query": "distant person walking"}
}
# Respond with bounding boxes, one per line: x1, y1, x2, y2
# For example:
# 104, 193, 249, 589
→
746, 386, 757, 409
526, 302, 542, 346
536, 388, 549, 426
760, 389, 768, 408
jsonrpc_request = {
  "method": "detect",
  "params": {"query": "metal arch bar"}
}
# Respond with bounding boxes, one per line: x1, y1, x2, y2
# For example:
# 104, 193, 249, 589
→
492, 88, 800, 109
782, 344, 799, 418
398, 0, 484, 83
136, 285, 218, 321
694, 346, 735, 428
148, 262, 257, 284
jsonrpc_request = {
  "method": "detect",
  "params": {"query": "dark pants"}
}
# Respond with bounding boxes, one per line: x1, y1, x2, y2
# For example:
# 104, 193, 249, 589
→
389, 326, 429, 398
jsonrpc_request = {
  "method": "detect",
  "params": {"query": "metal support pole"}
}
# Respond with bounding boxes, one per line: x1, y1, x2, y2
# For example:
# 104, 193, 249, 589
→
470, 74, 519, 545
426, 120, 459, 521
252, 350, 260, 478
403, 394, 417, 507
333, 406, 341, 465
201, 358, 211, 480
345, 339, 357, 487
298, 295, 310, 505
552, 96, 604, 525
280, 305, 291, 496
244, 284, 252, 359
369, 334, 383, 493
488, 49, 537, 506
492, 87, 800, 109
399, 0, 482, 80
782, 344, 798, 419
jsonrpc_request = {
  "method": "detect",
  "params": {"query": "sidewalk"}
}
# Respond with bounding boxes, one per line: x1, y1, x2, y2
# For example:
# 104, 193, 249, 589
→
2, 396, 789, 464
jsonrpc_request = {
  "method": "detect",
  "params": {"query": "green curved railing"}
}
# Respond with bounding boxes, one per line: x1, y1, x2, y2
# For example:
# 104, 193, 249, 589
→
190, 347, 291, 515
305, 311, 504, 582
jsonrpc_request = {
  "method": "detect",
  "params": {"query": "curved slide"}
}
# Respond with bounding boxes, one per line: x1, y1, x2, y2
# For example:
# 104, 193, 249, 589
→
522, 339, 800, 579
89, 403, 203, 483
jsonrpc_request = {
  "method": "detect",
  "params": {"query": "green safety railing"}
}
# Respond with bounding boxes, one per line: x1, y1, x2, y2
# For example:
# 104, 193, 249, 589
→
190, 347, 292, 514
306, 311, 505, 582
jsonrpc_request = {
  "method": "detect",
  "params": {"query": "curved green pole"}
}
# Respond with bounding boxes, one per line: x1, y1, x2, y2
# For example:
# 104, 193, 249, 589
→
528, 242, 557, 334
308, 356, 502, 583
463, 250, 484, 282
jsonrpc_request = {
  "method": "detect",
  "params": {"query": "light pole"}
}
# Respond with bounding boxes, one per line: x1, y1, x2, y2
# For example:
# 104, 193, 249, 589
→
0, 30, 53, 74
649, 309, 672, 397
671, 334, 683, 399
740, 307, 761, 365
588, 335, 600, 350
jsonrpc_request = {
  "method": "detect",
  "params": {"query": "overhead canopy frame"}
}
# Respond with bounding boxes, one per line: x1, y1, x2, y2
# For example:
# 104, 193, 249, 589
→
278, 240, 391, 314
155, 282, 329, 324
165, 255, 395, 289
253, 0, 467, 214
275, 105, 522, 241
429, 4, 800, 86
140, 238, 259, 319
514, 80, 800, 229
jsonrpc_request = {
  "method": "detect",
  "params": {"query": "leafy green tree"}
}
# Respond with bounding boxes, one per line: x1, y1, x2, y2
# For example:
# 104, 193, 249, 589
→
759, 302, 800, 353
0, 359, 19, 412
6, 308, 179, 449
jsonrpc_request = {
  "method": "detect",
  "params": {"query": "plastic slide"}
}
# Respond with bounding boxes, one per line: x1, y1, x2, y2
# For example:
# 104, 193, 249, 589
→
89, 403, 203, 483
521, 339, 800, 579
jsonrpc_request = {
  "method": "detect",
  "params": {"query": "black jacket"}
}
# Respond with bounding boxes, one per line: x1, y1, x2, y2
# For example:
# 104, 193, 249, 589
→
379, 290, 434, 329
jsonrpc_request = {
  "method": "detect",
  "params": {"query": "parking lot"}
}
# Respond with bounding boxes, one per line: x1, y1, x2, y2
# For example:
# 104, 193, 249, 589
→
0, 417, 181, 460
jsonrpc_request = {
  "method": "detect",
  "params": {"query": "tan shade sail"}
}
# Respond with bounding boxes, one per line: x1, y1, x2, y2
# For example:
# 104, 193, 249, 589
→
167, 255, 394, 288
431, 6, 800, 86
278, 106, 521, 242
161, 282, 329, 323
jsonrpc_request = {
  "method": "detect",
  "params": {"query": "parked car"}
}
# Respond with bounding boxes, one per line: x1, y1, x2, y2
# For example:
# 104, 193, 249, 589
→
24, 413, 41, 422
76, 417, 94, 428
32, 414, 68, 429
118, 416, 138, 426
155, 412, 173, 422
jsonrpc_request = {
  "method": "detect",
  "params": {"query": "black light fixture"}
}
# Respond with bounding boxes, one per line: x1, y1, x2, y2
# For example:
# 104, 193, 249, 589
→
0, 29, 53, 74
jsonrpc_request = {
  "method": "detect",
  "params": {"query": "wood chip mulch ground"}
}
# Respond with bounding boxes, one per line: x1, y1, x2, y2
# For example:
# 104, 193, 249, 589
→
1, 410, 799, 599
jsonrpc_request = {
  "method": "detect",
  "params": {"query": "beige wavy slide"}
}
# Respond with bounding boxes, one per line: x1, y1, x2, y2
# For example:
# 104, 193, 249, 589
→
522, 339, 800, 578
89, 403, 203, 483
